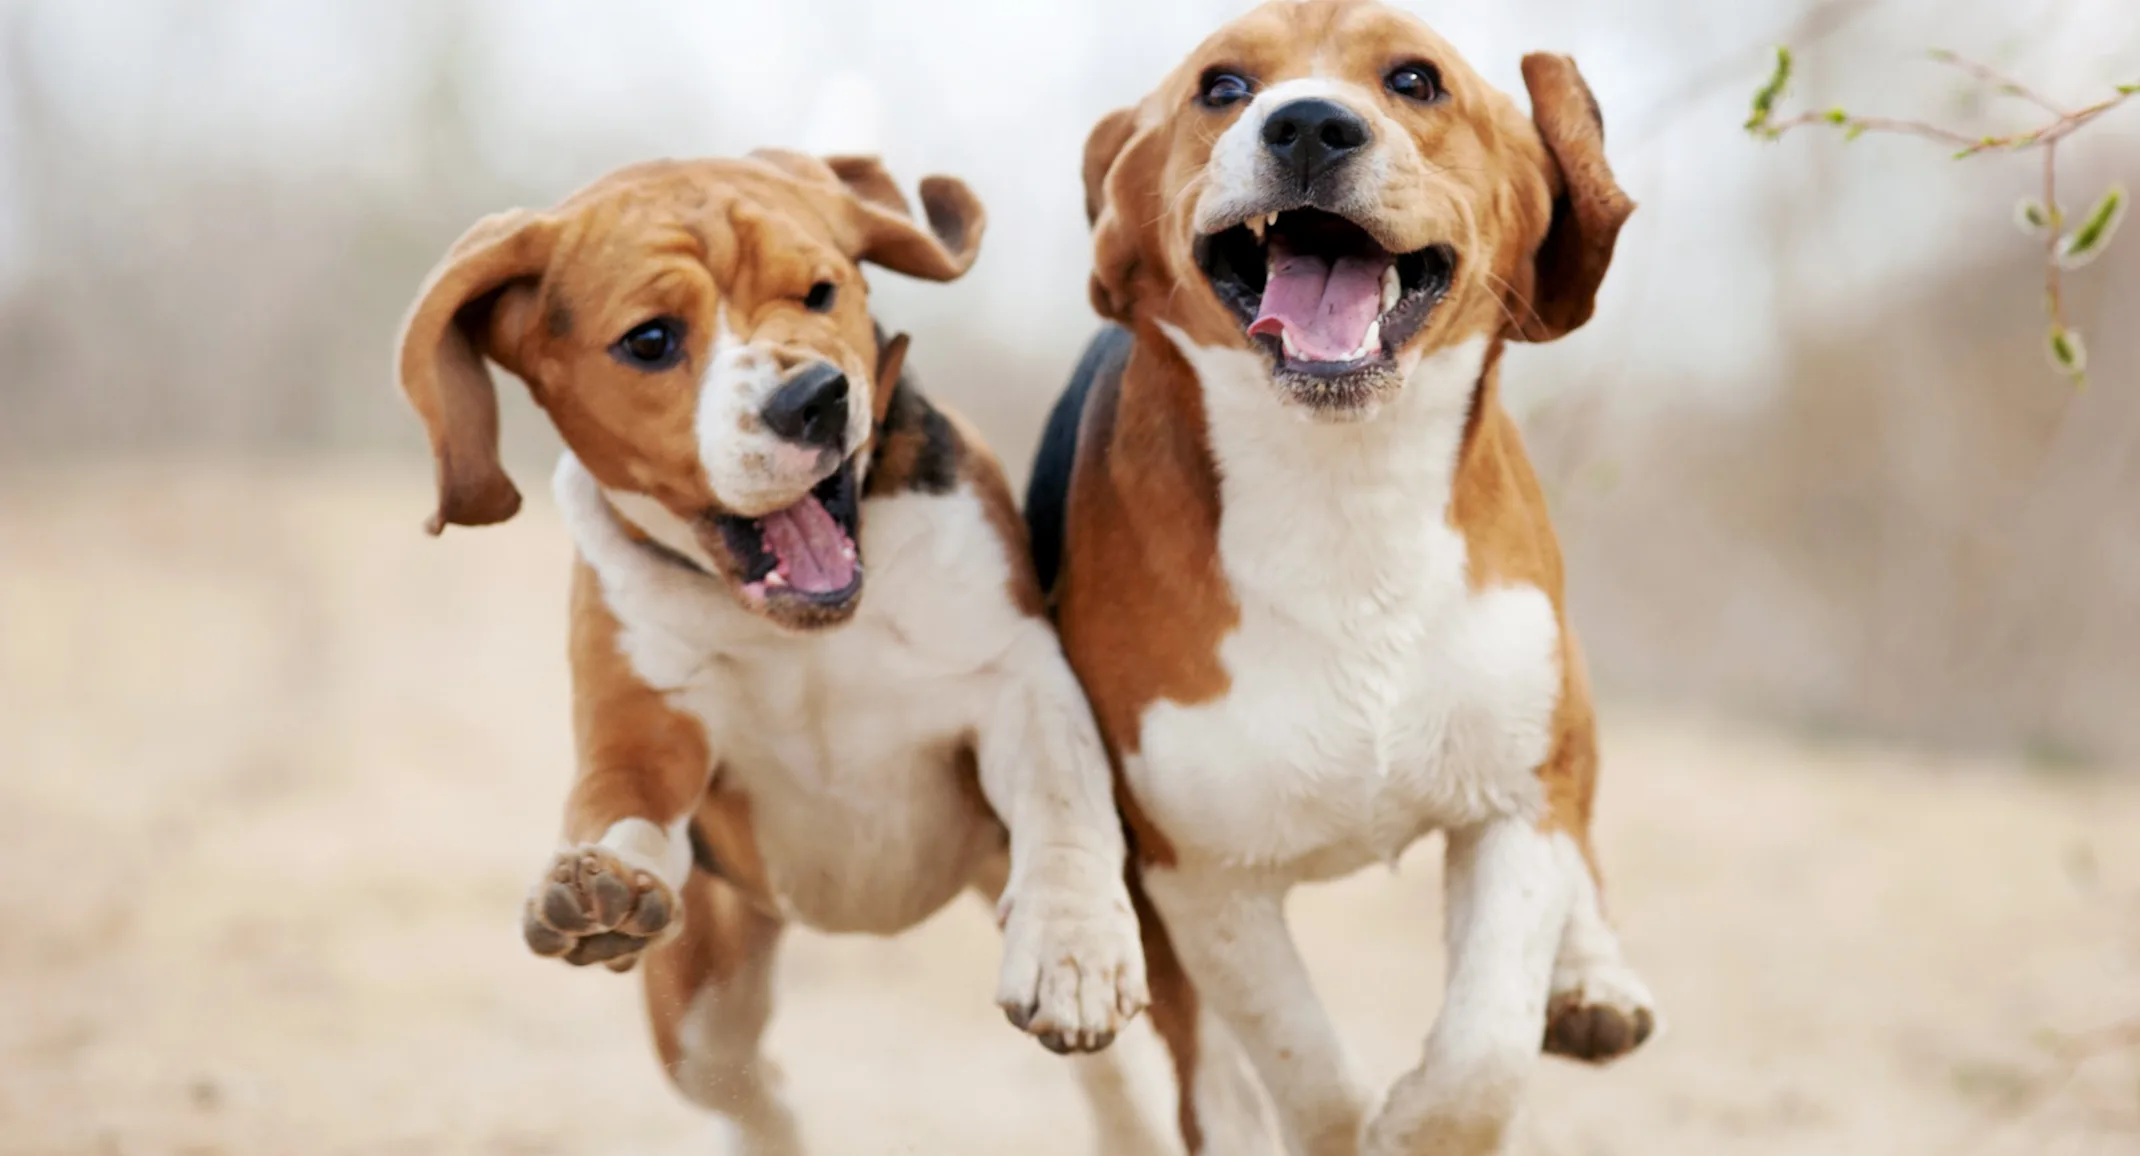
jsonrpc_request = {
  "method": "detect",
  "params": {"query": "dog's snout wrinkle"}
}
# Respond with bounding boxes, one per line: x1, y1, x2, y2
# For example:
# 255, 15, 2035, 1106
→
761, 362, 850, 452
1261, 98, 1371, 190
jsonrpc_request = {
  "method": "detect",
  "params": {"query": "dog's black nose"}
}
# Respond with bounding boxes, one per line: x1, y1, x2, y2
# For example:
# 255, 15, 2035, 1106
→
762, 363, 849, 451
1261, 98, 1371, 188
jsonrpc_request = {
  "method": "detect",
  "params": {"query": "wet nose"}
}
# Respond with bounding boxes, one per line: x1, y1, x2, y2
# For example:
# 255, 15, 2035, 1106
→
761, 362, 849, 451
1261, 98, 1372, 188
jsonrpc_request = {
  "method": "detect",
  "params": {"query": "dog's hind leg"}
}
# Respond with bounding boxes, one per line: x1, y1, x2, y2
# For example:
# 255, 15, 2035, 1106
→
644, 868, 801, 1156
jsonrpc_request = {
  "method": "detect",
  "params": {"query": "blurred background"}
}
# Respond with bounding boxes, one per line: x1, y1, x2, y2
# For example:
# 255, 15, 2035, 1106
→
2, 0, 2136, 1153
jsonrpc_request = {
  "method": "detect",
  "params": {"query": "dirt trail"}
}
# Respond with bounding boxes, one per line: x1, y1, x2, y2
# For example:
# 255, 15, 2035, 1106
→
2, 464, 2136, 1156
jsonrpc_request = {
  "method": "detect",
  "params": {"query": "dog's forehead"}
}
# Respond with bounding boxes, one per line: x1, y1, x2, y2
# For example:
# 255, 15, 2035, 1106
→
543, 163, 850, 319
572, 163, 842, 262
1181, 0, 1469, 88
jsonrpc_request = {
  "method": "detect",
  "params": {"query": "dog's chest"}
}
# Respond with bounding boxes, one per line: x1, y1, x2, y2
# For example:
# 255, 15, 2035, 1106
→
685, 624, 1000, 932
595, 491, 1012, 934
1134, 333, 1562, 873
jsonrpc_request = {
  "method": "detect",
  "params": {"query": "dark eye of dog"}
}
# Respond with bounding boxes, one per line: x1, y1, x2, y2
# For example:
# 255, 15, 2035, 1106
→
1197, 69, 1254, 109
612, 319, 684, 370
804, 281, 837, 313
1385, 62, 1442, 103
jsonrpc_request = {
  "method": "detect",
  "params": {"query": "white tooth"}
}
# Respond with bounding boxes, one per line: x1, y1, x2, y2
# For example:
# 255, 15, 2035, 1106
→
840, 542, 856, 561
1381, 266, 1400, 313
1280, 330, 1303, 361
1267, 212, 1281, 229
1247, 215, 1265, 242
765, 571, 788, 588
1353, 320, 1381, 361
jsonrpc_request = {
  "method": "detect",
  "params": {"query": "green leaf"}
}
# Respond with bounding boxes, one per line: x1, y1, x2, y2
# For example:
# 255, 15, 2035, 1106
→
1747, 45, 1794, 131
1823, 107, 1849, 124
2118, 83, 2140, 96
2058, 183, 2126, 268
1845, 123, 1868, 142
2047, 326, 2087, 380
2015, 198, 2050, 235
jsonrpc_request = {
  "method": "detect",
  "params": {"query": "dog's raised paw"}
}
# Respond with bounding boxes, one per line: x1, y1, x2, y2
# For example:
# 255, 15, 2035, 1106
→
994, 866, 1149, 1054
522, 845, 677, 971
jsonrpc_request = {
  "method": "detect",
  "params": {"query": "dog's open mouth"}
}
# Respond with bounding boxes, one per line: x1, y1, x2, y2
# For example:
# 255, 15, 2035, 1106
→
713, 460, 862, 611
1195, 209, 1455, 376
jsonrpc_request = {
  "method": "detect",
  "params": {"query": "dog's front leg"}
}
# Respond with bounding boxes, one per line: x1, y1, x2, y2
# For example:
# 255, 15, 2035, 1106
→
976, 622, 1149, 1054
520, 562, 713, 972
1362, 818, 1575, 1156
1142, 866, 1367, 1156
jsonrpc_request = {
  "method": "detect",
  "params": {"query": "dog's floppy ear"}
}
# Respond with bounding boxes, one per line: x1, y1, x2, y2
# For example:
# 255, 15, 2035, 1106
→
1511, 53, 1634, 343
755, 149, 986, 283
394, 208, 558, 534
1083, 105, 1157, 322
1082, 106, 1139, 227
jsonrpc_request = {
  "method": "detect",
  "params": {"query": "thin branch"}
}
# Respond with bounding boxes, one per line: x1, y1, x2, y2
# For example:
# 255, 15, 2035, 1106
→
1746, 47, 2138, 387
1626, 0, 1888, 152
1926, 47, 2072, 118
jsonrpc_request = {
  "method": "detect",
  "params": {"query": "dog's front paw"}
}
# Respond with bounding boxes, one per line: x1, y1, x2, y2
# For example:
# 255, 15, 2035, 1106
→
995, 860, 1148, 1054
522, 845, 677, 973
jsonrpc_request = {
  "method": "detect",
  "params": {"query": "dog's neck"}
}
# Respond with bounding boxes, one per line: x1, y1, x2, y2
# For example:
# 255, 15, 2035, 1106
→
601, 489, 723, 578
1148, 322, 1496, 607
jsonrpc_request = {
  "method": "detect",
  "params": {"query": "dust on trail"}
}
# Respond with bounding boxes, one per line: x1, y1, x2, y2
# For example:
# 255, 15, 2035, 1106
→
3, 464, 2136, 1156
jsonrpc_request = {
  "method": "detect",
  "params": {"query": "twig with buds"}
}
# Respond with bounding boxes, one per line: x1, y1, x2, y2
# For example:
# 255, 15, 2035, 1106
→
1746, 46, 2134, 387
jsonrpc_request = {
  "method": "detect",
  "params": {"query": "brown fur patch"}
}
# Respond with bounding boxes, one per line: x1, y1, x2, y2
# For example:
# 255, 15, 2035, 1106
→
1444, 353, 1600, 872
562, 559, 715, 844
1053, 335, 1237, 779
686, 786, 779, 915
1129, 869, 1203, 1151
641, 869, 783, 1071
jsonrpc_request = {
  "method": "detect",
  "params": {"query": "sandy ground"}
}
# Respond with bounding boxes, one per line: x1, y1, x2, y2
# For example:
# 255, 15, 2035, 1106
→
2, 461, 2138, 1156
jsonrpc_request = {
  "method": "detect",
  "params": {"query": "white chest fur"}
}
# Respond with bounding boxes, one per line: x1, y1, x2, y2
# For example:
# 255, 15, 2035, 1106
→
1135, 331, 1562, 875
555, 456, 1016, 933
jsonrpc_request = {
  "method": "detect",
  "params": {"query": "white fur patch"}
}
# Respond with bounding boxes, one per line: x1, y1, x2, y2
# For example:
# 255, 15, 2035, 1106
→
557, 448, 1137, 1047
1361, 824, 1575, 1156
1135, 327, 1557, 877
593, 816, 694, 895
1193, 75, 1396, 238
1143, 865, 1362, 1154
692, 316, 868, 518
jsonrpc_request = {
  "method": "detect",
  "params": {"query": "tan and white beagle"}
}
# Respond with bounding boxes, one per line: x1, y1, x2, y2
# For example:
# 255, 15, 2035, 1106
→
395, 151, 1149, 1151
1024, 3, 1658, 1153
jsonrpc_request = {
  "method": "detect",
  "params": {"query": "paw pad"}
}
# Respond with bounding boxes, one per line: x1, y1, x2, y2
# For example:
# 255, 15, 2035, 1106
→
522, 846, 675, 970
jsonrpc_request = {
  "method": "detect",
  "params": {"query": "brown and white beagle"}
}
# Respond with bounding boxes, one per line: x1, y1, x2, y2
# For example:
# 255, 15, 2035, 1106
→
395, 151, 1150, 1151
1024, 3, 1658, 1153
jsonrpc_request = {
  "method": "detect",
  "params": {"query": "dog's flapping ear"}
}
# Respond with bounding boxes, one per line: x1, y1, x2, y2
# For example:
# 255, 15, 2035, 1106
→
754, 149, 985, 283
394, 208, 558, 534
1510, 53, 1634, 343
1082, 105, 1159, 323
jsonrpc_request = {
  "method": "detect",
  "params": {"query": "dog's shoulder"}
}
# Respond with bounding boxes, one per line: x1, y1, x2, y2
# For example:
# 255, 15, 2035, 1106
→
1025, 323, 1132, 598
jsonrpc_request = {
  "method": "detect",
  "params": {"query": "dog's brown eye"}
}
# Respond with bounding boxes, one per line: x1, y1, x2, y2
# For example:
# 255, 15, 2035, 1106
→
1198, 69, 1254, 109
612, 318, 684, 370
1386, 62, 1442, 103
804, 281, 837, 313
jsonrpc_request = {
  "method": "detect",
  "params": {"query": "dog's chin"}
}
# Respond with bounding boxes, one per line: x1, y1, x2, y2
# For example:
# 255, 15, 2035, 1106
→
1260, 344, 1402, 420
1193, 206, 1454, 419
694, 458, 865, 632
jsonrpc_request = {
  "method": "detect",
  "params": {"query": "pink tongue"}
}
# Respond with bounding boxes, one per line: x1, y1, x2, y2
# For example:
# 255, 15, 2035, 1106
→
1246, 243, 1389, 362
759, 495, 856, 594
